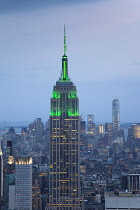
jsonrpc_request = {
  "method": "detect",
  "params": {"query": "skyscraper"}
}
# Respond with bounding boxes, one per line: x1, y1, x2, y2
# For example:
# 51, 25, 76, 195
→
0, 146, 3, 206
14, 157, 32, 210
128, 123, 140, 139
5, 141, 15, 210
98, 124, 104, 136
7, 155, 15, 210
104, 123, 113, 145
87, 114, 95, 135
112, 98, 120, 138
48, 27, 83, 209
127, 123, 140, 146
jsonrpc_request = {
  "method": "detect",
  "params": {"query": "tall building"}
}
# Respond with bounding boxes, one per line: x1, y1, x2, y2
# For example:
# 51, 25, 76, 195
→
7, 156, 15, 210
80, 120, 86, 152
29, 118, 44, 143
112, 98, 120, 138
127, 123, 140, 147
128, 123, 140, 139
0, 146, 3, 206
98, 124, 104, 136
87, 114, 95, 135
6, 140, 12, 157
48, 27, 83, 209
14, 157, 32, 210
4, 141, 15, 210
104, 123, 113, 145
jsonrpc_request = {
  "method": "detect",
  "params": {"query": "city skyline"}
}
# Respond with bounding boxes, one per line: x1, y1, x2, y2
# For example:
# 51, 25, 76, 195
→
0, 0, 140, 122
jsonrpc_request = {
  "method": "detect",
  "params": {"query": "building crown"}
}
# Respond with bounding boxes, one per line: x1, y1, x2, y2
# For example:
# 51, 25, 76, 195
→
59, 26, 70, 82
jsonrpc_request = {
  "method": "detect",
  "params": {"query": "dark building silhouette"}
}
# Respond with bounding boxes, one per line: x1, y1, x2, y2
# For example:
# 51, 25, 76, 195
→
7, 141, 12, 157
122, 174, 140, 192
8, 127, 15, 135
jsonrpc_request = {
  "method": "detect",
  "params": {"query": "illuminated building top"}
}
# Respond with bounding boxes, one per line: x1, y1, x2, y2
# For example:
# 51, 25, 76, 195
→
50, 26, 79, 117
8, 156, 14, 165
15, 157, 32, 165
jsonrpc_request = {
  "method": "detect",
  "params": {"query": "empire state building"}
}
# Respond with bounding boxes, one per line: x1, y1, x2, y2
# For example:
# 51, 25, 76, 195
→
48, 27, 83, 209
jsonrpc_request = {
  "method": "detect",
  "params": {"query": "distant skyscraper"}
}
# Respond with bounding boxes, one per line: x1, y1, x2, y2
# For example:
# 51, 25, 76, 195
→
0, 146, 3, 206
127, 123, 140, 146
29, 118, 44, 143
80, 120, 86, 152
98, 124, 104, 135
105, 123, 113, 145
87, 114, 95, 135
14, 157, 32, 210
112, 98, 120, 138
8, 127, 15, 135
5, 141, 15, 209
48, 27, 83, 209
128, 123, 140, 139
80, 120, 86, 136
6, 140, 12, 158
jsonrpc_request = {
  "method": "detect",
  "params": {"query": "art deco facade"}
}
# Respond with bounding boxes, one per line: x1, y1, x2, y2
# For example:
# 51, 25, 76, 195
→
48, 28, 83, 209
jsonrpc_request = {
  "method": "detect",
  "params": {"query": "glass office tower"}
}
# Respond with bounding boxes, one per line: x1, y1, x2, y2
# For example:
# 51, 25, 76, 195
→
112, 98, 120, 138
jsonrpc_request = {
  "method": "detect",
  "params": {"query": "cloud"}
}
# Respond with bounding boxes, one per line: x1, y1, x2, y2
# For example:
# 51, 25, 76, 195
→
0, 0, 49, 14
0, 0, 101, 14
134, 62, 140, 65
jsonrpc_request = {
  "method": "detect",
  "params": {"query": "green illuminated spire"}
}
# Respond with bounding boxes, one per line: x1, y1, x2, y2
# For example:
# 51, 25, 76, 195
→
64, 25, 67, 55
59, 26, 70, 81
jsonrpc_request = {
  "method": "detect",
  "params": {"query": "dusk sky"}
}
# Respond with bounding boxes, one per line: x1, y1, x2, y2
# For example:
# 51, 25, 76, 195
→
0, 0, 140, 123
